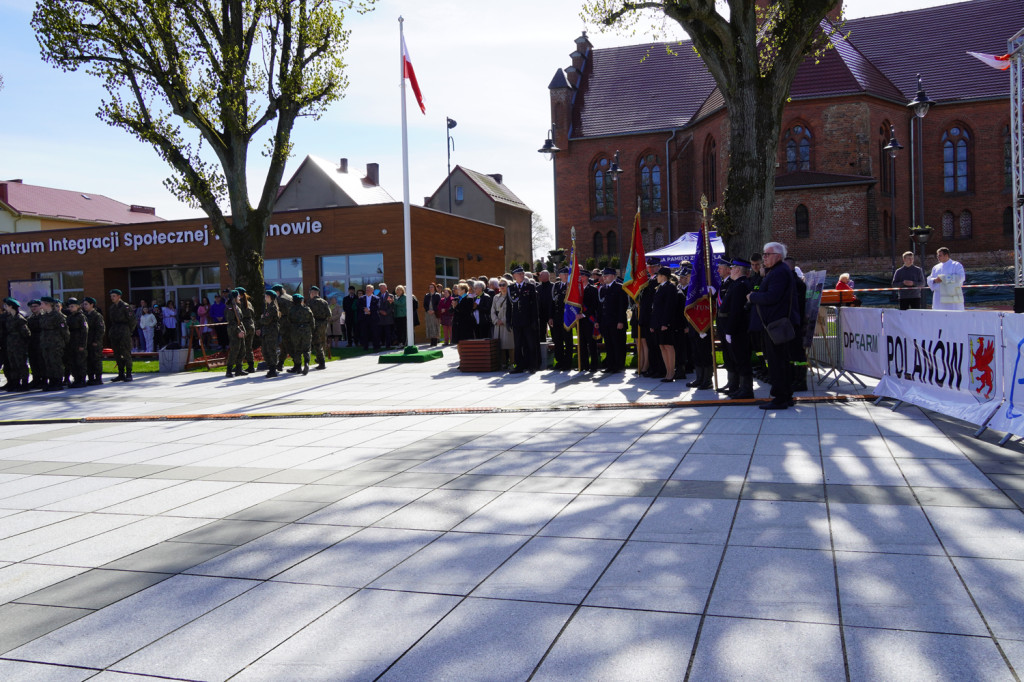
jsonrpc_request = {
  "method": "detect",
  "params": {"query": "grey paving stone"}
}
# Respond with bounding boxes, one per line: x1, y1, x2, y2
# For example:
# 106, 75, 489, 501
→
7, 575, 255, 669
378, 597, 573, 681
454, 491, 574, 535
829, 502, 944, 555
538, 495, 653, 540
729, 500, 832, 550
0, 563, 88, 604
49, 462, 125, 476
998, 639, 1024, 681
742, 481, 826, 502
371, 531, 528, 595
111, 581, 353, 681
253, 469, 336, 484
374, 489, 501, 531
700, 418, 764, 435
232, 589, 460, 682
33, 515, 211, 568
15, 568, 170, 610
0, 461, 72, 475
406, 449, 499, 473
899, 459, 998, 489
41, 478, 182, 513
472, 536, 621, 604
585, 541, 721, 613
914, 486, 1017, 508
747, 451, 824, 485
0, 660, 97, 681
688, 617, 845, 680
0, 509, 80, 540
709, 546, 839, 623
468, 450, 556, 476
688, 433, 758, 454
200, 466, 281, 482
168, 519, 284, 546
0, 603, 93, 654
631, 497, 736, 544
885, 435, 970, 460
952, 556, 1024, 640
532, 607, 700, 681
534, 452, 620, 477
274, 527, 440, 588
837, 551, 988, 636
844, 626, 1013, 681
670, 454, 750, 482
660, 479, 743, 500
926, 506, 1024, 559
347, 458, 421, 472
187, 523, 360, 579
313, 469, 395, 486
582, 478, 666, 497
510, 476, 592, 494
825, 484, 919, 506
824, 455, 908, 486
227, 499, 328, 522
103, 464, 177, 478
378, 471, 460, 488
298, 486, 431, 526
440, 474, 525, 491
270, 483, 364, 503
102, 540, 235, 573
753, 434, 821, 457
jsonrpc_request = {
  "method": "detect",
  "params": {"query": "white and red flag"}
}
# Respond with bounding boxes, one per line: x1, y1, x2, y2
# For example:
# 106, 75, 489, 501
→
968, 51, 1012, 71
402, 34, 426, 114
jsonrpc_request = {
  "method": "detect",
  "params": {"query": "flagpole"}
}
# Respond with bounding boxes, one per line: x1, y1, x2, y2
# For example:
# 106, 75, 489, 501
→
699, 196, 719, 391
400, 17, 415, 350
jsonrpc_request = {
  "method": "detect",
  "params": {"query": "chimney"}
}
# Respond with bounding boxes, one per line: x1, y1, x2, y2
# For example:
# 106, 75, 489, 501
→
366, 162, 379, 186
424, 196, 432, 206
339, 157, 348, 173
488, 173, 503, 185
129, 205, 156, 215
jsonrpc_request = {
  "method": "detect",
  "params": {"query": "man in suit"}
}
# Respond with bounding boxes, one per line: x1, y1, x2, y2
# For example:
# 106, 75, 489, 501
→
377, 283, 395, 349
720, 259, 754, 399
578, 269, 601, 372
597, 267, 628, 373
341, 285, 359, 346
474, 280, 493, 339
506, 266, 539, 373
536, 270, 553, 343
360, 284, 380, 350
549, 266, 571, 370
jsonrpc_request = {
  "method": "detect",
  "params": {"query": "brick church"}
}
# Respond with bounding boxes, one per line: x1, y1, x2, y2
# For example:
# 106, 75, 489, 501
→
546, 0, 1022, 268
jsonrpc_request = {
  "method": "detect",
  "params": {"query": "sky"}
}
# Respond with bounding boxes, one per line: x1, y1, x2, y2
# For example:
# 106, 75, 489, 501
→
0, 0, 964, 256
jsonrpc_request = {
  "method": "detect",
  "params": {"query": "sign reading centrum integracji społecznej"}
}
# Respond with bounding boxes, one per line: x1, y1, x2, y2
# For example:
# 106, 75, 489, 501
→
0, 217, 323, 257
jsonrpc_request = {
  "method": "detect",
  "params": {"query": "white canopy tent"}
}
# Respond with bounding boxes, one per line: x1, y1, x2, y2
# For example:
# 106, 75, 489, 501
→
646, 231, 726, 268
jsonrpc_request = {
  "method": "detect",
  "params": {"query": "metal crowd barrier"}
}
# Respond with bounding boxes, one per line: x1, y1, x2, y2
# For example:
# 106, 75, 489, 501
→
807, 306, 867, 390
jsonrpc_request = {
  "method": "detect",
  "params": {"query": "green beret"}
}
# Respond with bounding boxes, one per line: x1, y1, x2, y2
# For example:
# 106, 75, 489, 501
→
228, 290, 239, 299
108, 289, 122, 296
265, 289, 278, 299
3, 297, 19, 308
292, 293, 304, 301
40, 296, 56, 304
309, 286, 320, 292
234, 286, 247, 294
83, 297, 97, 305
271, 283, 284, 291
65, 297, 80, 306
28, 299, 41, 306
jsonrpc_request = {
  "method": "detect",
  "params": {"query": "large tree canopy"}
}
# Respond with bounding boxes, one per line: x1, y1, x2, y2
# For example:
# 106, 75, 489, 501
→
583, 0, 840, 258
33, 0, 374, 297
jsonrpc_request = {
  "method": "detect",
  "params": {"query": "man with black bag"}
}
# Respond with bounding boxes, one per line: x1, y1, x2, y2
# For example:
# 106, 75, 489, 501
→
747, 242, 800, 410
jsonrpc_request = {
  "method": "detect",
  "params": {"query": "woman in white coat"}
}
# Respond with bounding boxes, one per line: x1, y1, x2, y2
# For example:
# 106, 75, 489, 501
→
490, 279, 515, 369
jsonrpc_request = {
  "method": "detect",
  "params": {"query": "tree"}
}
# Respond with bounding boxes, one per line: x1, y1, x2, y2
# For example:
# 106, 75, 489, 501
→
583, 0, 840, 257
33, 0, 373, 300
532, 212, 553, 262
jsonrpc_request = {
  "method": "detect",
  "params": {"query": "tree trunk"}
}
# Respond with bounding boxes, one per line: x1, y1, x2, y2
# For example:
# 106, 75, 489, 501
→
218, 209, 267, 316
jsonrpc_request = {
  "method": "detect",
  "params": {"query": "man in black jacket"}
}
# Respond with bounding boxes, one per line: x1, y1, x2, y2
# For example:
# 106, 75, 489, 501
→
720, 259, 754, 399
536, 270, 553, 343
597, 267, 628, 373
342, 286, 359, 346
748, 242, 800, 410
578, 269, 601, 372
549, 267, 571, 370
506, 267, 539, 372
359, 285, 380, 350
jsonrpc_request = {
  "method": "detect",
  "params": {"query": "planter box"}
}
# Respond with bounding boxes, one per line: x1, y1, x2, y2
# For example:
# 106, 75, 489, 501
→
158, 348, 190, 373
457, 338, 501, 372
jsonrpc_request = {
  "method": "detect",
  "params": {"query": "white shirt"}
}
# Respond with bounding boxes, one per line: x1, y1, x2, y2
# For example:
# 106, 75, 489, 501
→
927, 258, 966, 311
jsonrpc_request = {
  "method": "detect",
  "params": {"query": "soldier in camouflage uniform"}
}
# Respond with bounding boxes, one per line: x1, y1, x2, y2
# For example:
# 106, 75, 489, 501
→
82, 297, 105, 385
258, 289, 281, 378
107, 289, 136, 382
287, 293, 313, 375
224, 290, 247, 378
38, 296, 69, 391
271, 284, 293, 372
307, 286, 331, 370
0, 303, 7, 389
27, 300, 43, 388
64, 298, 89, 388
3, 298, 31, 392
238, 287, 257, 373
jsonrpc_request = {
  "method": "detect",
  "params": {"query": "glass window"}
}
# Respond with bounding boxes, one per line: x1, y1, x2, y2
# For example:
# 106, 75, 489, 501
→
35, 270, 84, 302
455, 186, 464, 202
942, 126, 970, 194
959, 210, 973, 239
593, 157, 615, 217
784, 124, 812, 172
795, 205, 810, 238
593, 231, 604, 257
321, 255, 348, 278
606, 230, 617, 259
941, 211, 955, 238
879, 122, 893, 196
654, 228, 665, 249
264, 258, 303, 293
318, 253, 383, 297
434, 256, 460, 290
639, 153, 662, 213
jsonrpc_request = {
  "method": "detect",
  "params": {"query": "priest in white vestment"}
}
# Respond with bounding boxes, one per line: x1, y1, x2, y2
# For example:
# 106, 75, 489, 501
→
927, 247, 966, 311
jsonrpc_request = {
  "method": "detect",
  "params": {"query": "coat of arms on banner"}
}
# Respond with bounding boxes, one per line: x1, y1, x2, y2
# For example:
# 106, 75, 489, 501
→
969, 334, 997, 401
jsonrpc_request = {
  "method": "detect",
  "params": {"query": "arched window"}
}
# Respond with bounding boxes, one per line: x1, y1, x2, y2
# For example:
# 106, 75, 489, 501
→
641, 228, 651, 251
795, 204, 810, 238
1005, 124, 1013, 192
1004, 206, 1014, 236
941, 211, 955, 239
784, 123, 812, 172
942, 126, 970, 194
654, 228, 665, 248
593, 231, 604, 256
703, 137, 717, 203
959, 210, 973, 239
606, 231, 617, 259
638, 153, 663, 213
879, 121, 893, 196
593, 157, 616, 217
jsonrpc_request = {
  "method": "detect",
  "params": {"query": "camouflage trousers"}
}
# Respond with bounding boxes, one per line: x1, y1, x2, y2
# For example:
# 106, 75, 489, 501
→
243, 322, 256, 367
312, 322, 329, 364
261, 328, 279, 371
110, 328, 134, 376
290, 327, 311, 365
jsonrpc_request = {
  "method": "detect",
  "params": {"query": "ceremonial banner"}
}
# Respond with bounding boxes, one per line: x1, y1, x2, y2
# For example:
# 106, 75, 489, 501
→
840, 307, 885, 378
986, 313, 1024, 434
875, 310, 1002, 425
563, 230, 582, 330
684, 225, 719, 334
622, 209, 649, 300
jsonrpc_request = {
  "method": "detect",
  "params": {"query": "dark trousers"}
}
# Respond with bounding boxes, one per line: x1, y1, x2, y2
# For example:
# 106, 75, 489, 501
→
513, 325, 539, 370
578, 322, 600, 370
727, 334, 752, 375
345, 318, 357, 345
552, 321, 573, 366
644, 330, 665, 376
361, 321, 379, 349
899, 298, 923, 310
764, 339, 794, 403
602, 323, 626, 370
379, 323, 394, 348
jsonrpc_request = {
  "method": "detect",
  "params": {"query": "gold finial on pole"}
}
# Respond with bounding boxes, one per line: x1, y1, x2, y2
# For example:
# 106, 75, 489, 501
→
700, 194, 709, 222
571, 226, 576, 241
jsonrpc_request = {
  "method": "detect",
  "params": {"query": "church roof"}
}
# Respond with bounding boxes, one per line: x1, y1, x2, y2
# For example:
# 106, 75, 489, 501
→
0, 180, 163, 224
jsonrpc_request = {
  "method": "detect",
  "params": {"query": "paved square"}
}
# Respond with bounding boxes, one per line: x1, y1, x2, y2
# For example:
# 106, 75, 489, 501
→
0, 351, 1022, 680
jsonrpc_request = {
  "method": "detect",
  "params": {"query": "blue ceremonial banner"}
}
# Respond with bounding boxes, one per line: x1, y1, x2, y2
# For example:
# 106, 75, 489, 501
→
563, 235, 582, 330
684, 225, 721, 334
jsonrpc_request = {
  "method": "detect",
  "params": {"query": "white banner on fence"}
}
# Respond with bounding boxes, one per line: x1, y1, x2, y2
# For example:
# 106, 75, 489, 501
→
986, 313, 1024, 435
840, 307, 885, 378
874, 310, 1002, 425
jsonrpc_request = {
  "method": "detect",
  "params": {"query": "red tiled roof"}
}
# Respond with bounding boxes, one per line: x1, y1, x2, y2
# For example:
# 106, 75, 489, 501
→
790, 25, 905, 102
0, 181, 163, 224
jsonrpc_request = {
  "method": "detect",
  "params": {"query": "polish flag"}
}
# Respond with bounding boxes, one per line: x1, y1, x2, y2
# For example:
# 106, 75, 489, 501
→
968, 51, 1012, 70
402, 35, 426, 114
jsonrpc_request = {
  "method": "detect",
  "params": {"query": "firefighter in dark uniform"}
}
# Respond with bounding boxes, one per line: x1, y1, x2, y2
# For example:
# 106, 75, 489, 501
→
597, 267, 628, 373
506, 266, 539, 373
637, 258, 665, 379
720, 259, 755, 399
578, 269, 601, 372
549, 266, 572, 370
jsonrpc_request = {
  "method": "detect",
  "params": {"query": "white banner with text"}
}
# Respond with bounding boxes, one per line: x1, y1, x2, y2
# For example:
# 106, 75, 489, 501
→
840, 307, 885, 378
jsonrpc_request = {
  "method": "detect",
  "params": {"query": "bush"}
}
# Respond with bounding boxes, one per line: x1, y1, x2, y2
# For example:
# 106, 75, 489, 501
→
584, 257, 596, 271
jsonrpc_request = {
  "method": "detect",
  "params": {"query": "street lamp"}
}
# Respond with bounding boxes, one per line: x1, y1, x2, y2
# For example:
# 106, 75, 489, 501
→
883, 126, 904, 271
608, 150, 625, 270
907, 75, 934, 227
446, 117, 457, 212
910, 225, 932, 267
538, 125, 561, 252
